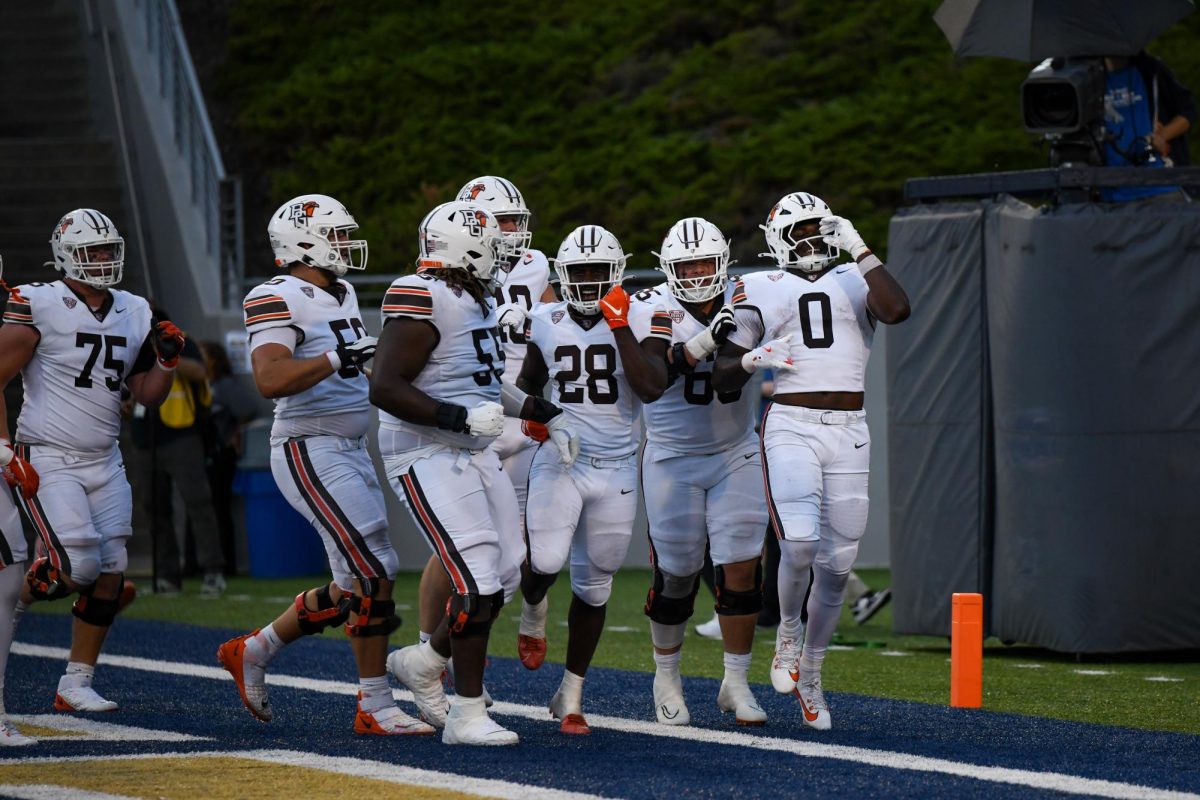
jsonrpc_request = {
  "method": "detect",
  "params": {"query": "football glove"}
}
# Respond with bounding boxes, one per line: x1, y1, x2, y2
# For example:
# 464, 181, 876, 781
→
333, 335, 378, 369
546, 411, 580, 467
819, 215, 870, 261
152, 319, 186, 368
496, 303, 528, 333
521, 419, 550, 443
465, 401, 505, 438
0, 440, 38, 499
684, 305, 737, 361
741, 335, 795, 373
599, 285, 630, 330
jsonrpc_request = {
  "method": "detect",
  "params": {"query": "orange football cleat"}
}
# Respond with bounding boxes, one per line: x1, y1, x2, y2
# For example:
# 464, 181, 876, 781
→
558, 712, 591, 735
517, 633, 547, 670
216, 630, 272, 722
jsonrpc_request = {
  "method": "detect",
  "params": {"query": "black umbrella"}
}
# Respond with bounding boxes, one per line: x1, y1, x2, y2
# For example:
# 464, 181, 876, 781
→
935, 0, 1195, 62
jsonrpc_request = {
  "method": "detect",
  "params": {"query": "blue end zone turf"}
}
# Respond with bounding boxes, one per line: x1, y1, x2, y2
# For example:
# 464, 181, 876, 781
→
6, 614, 1199, 798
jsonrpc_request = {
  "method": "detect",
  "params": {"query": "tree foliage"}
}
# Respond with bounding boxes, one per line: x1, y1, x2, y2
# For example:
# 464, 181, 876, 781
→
218, 0, 1200, 272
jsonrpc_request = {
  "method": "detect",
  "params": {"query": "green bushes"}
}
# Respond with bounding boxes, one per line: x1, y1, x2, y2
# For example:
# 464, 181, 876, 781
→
220, 0, 1199, 271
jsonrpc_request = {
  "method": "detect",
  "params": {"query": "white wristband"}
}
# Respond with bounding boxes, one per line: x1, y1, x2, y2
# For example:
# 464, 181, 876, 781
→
858, 253, 882, 276
684, 329, 717, 361
325, 350, 342, 371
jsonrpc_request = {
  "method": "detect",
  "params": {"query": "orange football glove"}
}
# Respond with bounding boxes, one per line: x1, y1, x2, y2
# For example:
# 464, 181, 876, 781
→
0, 441, 39, 499
599, 285, 630, 330
153, 319, 186, 368
521, 419, 550, 443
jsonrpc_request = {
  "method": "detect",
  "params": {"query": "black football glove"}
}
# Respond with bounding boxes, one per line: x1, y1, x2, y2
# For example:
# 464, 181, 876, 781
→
335, 335, 378, 368
152, 318, 186, 366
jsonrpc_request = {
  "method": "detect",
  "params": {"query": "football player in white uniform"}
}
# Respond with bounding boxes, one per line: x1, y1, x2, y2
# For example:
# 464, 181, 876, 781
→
0, 257, 37, 745
414, 177, 555, 657
373, 201, 576, 746
713, 192, 910, 730
514, 225, 642, 735
217, 194, 431, 736
618, 217, 770, 726
0, 210, 180, 713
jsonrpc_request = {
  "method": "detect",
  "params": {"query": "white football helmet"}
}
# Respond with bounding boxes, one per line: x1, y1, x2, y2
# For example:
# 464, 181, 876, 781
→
267, 194, 367, 275
554, 225, 626, 314
761, 192, 837, 273
49, 209, 125, 288
417, 201, 505, 283
653, 217, 729, 303
456, 176, 531, 257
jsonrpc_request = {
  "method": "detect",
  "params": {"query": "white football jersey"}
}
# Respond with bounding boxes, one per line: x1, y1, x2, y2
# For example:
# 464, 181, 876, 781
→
527, 301, 639, 458
4, 281, 153, 453
628, 281, 757, 454
491, 248, 551, 372
728, 266, 873, 394
243, 274, 371, 431
378, 272, 505, 450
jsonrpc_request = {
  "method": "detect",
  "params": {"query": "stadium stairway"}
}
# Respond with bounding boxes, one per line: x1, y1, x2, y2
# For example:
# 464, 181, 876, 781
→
0, 1, 130, 288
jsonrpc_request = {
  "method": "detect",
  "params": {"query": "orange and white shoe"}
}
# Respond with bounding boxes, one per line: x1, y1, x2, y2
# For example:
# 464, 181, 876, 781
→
54, 685, 118, 713
354, 693, 435, 736
717, 679, 767, 725
549, 686, 590, 735
517, 634, 547, 671
0, 719, 35, 747
217, 630, 272, 722
795, 673, 832, 731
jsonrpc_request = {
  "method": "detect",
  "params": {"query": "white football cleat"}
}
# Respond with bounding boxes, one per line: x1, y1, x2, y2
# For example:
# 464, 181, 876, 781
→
717, 679, 767, 726
770, 633, 801, 694
54, 684, 118, 713
795, 673, 832, 731
652, 669, 691, 726
442, 697, 518, 746
694, 614, 722, 640
0, 720, 35, 746
217, 631, 272, 722
354, 694, 435, 736
388, 645, 450, 729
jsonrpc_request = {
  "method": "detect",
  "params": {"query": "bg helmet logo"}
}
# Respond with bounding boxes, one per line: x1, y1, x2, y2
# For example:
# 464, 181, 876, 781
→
289, 200, 320, 227
57, 216, 74, 237
466, 183, 486, 201
462, 209, 490, 236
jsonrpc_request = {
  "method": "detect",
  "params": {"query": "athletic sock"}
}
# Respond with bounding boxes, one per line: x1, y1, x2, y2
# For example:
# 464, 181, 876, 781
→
519, 596, 549, 638
418, 630, 432, 645
59, 662, 94, 690
653, 650, 682, 675
723, 651, 752, 684
358, 675, 393, 714
559, 669, 585, 709
245, 623, 283, 667
798, 653, 823, 683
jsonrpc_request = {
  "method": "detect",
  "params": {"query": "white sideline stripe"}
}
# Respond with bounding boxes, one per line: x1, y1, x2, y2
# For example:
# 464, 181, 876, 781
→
0, 750, 609, 800
11, 642, 1197, 800
7, 714, 207, 742
0, 785, 136, 800
1145, 676, 1184, 683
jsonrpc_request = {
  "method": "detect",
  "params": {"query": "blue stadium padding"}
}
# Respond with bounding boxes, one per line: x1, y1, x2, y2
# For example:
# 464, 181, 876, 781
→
232, 469, 328, 578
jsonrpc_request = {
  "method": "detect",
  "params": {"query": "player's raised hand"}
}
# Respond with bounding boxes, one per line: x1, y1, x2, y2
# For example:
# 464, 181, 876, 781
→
465, 401, 505, 438
685, 305, 737, 360
0, 440, 39, 499
599, 285, 630, 330
152, 319, 186, 368
741, 335, 794, 373
496, 302, 528, 333
819, 215, 870, 260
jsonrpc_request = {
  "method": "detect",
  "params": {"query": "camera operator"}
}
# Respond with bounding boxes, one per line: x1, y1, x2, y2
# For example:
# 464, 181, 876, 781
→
1101, 51, 1195, 202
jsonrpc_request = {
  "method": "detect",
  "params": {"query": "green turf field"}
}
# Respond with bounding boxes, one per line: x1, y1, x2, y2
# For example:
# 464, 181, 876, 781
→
31, 568, 1199, 735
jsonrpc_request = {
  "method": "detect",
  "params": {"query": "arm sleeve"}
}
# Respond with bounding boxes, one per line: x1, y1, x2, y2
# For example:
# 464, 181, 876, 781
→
129, 334, 157, 376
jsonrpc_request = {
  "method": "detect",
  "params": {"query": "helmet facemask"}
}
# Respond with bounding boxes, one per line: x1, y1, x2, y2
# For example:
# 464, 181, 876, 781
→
50, 210, 125, 288
556, 259, 623, 315
760, 192, 838, 273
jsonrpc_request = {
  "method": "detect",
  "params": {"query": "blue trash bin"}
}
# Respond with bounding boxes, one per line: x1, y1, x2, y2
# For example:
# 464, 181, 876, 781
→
233, 469, 328, 578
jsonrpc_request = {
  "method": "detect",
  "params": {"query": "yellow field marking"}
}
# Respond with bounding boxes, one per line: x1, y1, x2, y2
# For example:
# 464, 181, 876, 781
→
9, 724, 85, 738
0, 757, 483, 800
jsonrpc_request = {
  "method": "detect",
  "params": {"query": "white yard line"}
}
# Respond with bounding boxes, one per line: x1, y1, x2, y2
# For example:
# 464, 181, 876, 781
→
7, 714, 207, 742
0, 786, 138, 800
10, 642, 1197, 800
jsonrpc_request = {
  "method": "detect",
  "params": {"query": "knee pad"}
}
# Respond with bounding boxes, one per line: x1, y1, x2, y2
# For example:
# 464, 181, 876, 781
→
714, 562, 763, 617
295, 583, 354, 635
72, 592, 120, 627
345, 596, 402, 638
69, 552, 102, 589
447, 590, 503, 639
643, 568, 699, 625
361, 525, 400, 581
522, 570, 558, 606
99, 538, 129, 576
811, 562, 852, 607
26, 558, 73, 601
814, 535, 862, 576
779, 538, 819, 572
571, 573, 613, 608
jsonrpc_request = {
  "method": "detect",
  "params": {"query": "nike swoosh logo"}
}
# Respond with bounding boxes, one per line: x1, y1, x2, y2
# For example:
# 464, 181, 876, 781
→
835, 267, 852, 274
620, 489, 634, 495
796, 691, 820, 722
743, 453, 755, 460
660, 705, 679, 720
854, 442, 868, 449
789, 669, 799, 682
115, 307, 126, 313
